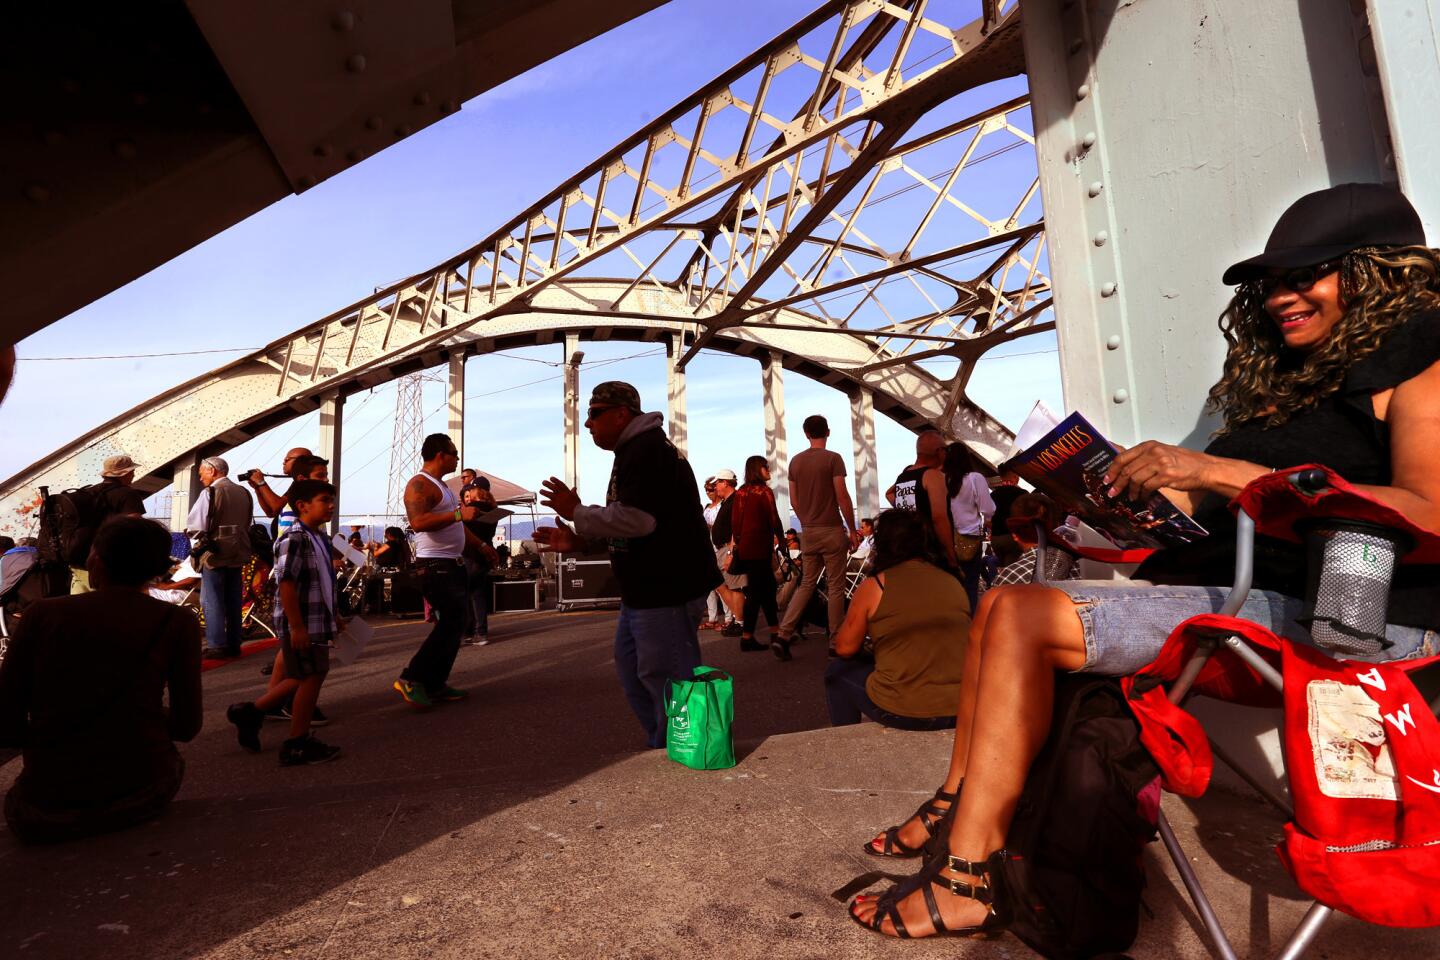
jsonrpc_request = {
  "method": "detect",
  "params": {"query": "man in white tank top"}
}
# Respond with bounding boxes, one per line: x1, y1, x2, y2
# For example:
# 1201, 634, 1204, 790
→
393, 434, 484, 709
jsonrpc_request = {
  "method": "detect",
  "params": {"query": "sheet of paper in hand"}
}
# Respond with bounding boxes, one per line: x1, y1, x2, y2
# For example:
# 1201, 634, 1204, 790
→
334, 617, 374, 666
1004, 410, 1208, 549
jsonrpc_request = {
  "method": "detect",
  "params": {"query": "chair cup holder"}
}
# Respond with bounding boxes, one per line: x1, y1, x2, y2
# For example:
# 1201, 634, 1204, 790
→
1299, 521, 1407, 659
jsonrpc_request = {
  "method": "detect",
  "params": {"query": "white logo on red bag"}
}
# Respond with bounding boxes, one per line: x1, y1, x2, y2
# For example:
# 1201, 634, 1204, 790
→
1355, 667, 1387, 692
1385, 702, 1417, 737
1404, 770, 1440, 795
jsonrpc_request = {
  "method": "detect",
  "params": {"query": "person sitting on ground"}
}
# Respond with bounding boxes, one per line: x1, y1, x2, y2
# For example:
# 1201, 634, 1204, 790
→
825, 508, 969, 733
0, 516, 202, 843
849, 182, 1440, 940
226, 480, 344, 766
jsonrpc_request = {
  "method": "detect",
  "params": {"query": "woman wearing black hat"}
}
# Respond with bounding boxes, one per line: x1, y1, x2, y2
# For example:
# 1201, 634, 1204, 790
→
847, 183, 1440, 940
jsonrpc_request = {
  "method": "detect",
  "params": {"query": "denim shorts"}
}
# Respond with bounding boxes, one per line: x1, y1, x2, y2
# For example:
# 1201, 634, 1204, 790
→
1050, 582, 1440, 676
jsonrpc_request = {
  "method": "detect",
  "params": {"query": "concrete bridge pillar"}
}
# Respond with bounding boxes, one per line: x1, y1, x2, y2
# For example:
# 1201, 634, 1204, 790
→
563, 333, 582, 492
761, 351, 789, 523
319, 392, 344, 535
447, 352, 466, 470
666, 333, 688, 456
170, 455, 201, 531
849, 387, 879, 519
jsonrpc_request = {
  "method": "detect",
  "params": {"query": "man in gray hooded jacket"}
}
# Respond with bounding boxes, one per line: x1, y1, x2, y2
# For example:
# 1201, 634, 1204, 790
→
537, 381, 721, 748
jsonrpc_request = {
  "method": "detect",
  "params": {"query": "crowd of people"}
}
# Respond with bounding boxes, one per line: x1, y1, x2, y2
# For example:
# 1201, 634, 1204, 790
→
3, 182, 1439, 960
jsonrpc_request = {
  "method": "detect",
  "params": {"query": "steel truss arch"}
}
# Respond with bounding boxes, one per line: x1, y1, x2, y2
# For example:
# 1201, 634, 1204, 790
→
2, 0, 1052, 532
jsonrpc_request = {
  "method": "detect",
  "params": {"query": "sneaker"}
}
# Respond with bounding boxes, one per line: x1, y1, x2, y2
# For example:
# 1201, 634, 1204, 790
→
721, 621, 743, 637
740, 639, 767, 653
434, 685, 468, 702
279, 735, 342, 766
267, 705, 331, 726
463, 634, 490, 646
770, 638, 793, 661
226, 702, 263, 753
202, 647, 236, 660
393, 679, 434, 709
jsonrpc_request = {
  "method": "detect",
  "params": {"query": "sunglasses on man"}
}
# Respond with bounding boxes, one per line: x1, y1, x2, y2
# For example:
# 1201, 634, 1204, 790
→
586, 404, 625, 420
1259, 260, 1340, 294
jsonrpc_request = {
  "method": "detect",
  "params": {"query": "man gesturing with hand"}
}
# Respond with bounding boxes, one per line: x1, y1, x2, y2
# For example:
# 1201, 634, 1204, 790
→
536, 381, 720, 749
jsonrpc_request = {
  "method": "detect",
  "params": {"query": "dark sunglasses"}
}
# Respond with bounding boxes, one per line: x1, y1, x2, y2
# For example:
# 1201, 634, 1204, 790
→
1259, 260, 1340, 294
586, 404, 622, 420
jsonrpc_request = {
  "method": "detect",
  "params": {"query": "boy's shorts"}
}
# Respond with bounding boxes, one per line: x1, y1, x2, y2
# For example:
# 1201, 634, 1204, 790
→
280, 633, 330, 679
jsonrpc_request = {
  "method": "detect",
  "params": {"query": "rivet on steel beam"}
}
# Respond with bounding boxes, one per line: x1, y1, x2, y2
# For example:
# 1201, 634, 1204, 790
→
1100, 282, 1117, 298
1106, 335, 1122, 350
24, 184, 50, 202
114, 140, 138, 160
394, 124, 412, 138
1112, 389, 1129, 404
441, 98, 458, 114
1076, 84, 1090, 100
131, 91, 149, 107
1081, 132, 1097, 149
298, 174, 317, 190
347, 53, 367, 73
413, 91, 432, 106
1093, 231, 1109, 247
42, 129, 66, 146
1087, 181, 1103, 197
332, 10, 356, 31
314, 143, 334, 158
365, 115, 383, 131
1067, 37, 1083, 54
347, 147, 366, 163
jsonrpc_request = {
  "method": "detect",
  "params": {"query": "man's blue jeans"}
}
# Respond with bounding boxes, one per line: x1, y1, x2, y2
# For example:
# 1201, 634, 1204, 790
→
201, 565, 244, 654
613, 597, 706, 748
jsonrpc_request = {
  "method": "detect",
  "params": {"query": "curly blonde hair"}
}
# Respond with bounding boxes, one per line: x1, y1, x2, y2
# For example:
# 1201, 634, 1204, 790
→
1206, 245, 1440, 433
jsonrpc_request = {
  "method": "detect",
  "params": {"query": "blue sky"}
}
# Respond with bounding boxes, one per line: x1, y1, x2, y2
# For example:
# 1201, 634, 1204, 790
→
3, 0, 1060, 526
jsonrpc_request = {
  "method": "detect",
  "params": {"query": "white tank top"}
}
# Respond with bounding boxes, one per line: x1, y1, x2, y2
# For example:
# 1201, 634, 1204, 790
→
412, 473, 465, 559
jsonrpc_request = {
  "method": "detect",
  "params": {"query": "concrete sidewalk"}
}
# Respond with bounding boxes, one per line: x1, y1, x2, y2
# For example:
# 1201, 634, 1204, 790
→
0, 609, 1431, 958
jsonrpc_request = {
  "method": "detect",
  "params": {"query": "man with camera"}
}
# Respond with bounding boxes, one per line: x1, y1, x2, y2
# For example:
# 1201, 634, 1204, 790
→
245, 448, 314, 519
186, 457, 255, 659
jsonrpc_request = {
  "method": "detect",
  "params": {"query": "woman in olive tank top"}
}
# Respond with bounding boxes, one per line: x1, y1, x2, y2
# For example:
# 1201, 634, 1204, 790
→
825, 509, 969, 730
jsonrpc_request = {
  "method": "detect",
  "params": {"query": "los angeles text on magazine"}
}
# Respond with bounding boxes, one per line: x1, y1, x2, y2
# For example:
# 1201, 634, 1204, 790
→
1004, 411, 1208, 549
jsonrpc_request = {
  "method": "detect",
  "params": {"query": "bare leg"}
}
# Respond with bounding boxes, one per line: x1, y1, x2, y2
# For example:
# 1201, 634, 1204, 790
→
287, 675, 325, 740
853, 585, 1087, 936
863, 588, 997, 853
253, 677, 299, 713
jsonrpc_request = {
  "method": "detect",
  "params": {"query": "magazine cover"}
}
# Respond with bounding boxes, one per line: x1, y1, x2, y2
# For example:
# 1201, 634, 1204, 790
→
1004, 410, 1208, 549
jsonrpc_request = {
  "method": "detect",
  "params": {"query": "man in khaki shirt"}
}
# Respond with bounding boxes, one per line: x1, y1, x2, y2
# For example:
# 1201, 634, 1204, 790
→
774, 415, 859, 658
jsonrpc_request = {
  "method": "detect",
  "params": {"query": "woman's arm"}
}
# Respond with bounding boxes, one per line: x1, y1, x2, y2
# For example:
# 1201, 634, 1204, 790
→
1359, 359, 1440, 530
833, 576, 883, 657
1104, 441, 1269, 506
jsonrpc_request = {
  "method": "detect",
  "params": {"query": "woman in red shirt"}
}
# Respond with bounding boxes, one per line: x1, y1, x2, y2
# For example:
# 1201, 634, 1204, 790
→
727, 455, 785, 654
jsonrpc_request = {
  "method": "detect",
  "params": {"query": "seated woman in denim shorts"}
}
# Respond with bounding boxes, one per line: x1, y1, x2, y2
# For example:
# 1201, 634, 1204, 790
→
849, 183, 1440, 940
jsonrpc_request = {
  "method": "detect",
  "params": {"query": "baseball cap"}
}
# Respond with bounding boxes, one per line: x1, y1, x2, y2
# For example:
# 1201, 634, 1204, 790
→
588, 381, 642, 412
713, 468, 738, 482
1222, 183, 1426, 285
102, 454, 138, 477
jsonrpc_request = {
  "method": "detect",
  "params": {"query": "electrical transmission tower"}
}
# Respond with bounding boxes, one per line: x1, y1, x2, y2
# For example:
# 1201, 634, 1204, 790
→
385, 373, 428, 521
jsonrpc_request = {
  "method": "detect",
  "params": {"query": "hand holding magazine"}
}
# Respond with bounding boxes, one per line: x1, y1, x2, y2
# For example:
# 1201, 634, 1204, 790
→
1002, 407, 1207, 550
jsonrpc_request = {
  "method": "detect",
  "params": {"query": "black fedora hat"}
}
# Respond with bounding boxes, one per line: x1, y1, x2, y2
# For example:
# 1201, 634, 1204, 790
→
1222, 182, 1426, 285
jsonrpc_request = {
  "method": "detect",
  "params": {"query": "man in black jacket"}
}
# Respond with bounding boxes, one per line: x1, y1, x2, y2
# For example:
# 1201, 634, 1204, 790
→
538, 381, 721, 748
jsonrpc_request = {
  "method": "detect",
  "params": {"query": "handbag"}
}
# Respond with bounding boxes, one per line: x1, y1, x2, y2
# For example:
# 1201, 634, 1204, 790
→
665, 666, 736, 770
954, 532, 984, 563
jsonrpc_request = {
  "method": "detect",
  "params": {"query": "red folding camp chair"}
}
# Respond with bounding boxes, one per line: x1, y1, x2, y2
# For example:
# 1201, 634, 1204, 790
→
1115, 467, 1440, 958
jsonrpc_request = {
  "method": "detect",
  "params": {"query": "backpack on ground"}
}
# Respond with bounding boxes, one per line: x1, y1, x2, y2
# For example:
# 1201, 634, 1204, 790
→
997, 675, 1161, 959
36, 484, 106, 572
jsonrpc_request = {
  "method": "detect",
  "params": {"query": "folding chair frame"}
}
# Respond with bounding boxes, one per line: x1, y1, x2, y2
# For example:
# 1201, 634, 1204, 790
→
1153, 510, 1333, 960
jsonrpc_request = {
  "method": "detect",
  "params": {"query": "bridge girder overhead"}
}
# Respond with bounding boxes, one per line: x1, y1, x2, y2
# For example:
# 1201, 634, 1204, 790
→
1, 0, 1052, 534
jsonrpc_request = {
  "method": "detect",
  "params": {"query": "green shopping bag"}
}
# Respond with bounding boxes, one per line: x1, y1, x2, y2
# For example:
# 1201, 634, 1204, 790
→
664, 666, 736, 770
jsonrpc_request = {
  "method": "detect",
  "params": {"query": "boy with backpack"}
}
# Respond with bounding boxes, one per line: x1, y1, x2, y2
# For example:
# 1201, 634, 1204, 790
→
226, 480, 343, 766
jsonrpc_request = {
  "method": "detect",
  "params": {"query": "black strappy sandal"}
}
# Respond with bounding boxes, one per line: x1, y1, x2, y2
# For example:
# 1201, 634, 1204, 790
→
848, 848, 1009, 940
863, 784, 961, 859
